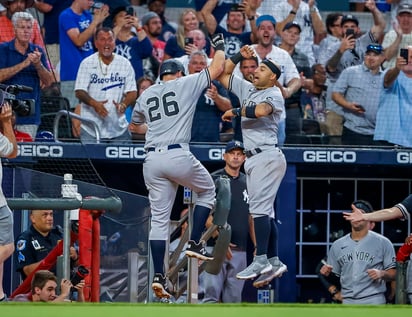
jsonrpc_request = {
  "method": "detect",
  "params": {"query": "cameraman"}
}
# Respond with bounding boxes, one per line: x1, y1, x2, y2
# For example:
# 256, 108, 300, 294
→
0, 11, 53, 139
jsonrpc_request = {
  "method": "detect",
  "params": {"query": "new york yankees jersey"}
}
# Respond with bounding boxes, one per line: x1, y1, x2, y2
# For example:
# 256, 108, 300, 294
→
328, 230, 396, 301
228, 75, 284, 150
132, 69, 212, 149
75, 52, 137, 139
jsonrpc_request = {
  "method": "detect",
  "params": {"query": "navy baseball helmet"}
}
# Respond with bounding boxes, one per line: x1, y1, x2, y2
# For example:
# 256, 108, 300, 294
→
35, 131, 55, 142
159, 59, 185, 80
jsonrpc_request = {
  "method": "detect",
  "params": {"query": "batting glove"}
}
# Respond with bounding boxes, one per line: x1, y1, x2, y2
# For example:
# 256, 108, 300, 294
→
210, 33, 225, 52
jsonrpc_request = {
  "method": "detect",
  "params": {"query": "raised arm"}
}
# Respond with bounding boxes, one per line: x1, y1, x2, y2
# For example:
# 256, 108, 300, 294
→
207, 34, 226, 80
384, 56, 404, 88
200, 0, 218, 36
365, 0, 386, 41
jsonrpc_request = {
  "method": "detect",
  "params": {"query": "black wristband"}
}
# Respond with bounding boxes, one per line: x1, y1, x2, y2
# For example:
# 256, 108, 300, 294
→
232, 108, 241, 116
230, 52, 244, 65
214, 43, 225, 52
290, 10, 296, 15
245, 105, 257, 118
248, 16, 255, 21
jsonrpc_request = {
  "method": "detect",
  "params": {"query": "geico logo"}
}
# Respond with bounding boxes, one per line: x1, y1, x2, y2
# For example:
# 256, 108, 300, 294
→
105, 146, 146, 159
303, 150, 356, 163
397, 152, 412, 164
209, 148, 225, 160
18, 144, 63, 157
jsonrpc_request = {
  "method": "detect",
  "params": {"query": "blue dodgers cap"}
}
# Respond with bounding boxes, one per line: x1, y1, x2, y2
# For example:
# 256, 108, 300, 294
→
256, 15, 276, 28
225, 140, 245, 152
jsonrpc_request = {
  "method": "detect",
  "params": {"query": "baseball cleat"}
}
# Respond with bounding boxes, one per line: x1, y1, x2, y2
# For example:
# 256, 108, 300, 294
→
236, 255, 272, 280
185, 240, 214, 261
253, 258, 288, 288
152, 273, 172, 299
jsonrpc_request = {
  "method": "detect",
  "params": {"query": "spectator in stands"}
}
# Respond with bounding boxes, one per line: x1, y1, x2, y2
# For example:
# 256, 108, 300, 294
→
332, 44, 387, 146
59, 0, 110, 109
147, 0, 176, 42
189, 50, 232, 142
11, 111, 32, 142
127, 75, 154, 125
175, 29, 211, 74
374, 48, 412, 147
0, 0, 44, 48
141, 11, 166, 80
300, 64, 328, 134
325, 1, 386, 144
320, 200, 396, 304
14, 209, 78, 280
163, 8, 211, 60
201, 1, 257, 58
0, 102, 17, 303
382, 3, 412, 69
268, 0, 326, 66
249, 15, 301, 145
12, 270, 85, 302
32, 0, 72, 73
317, 13, 343, 66
75, 27, 137, 142
0, 11, 54, 139
112, 6, 152, 80
279, 21, 312, 144
195, 0, 244, 25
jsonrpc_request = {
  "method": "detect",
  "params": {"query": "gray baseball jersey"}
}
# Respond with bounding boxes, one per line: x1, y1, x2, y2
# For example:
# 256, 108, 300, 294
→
228, 75, 286, 218
131, 69, 215, 240
132, 69, 211, 149
328, 230, 396, 304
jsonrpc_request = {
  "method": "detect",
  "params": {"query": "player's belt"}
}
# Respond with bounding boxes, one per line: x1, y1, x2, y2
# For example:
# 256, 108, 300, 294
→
245, 145, 277, 158
285, 102, 299, 109
146, 144, 182, 152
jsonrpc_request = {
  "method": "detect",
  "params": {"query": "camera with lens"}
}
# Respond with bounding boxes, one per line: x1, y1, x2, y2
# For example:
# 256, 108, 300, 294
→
0, 84, 35, 117
70, 265, 89, 286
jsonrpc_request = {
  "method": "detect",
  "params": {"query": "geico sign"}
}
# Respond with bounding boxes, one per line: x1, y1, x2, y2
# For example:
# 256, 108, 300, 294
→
105, 146, 146, 159
18, 144, 64, 157
397, 152, 412, 164
303, 150, 356, 163
208, 148, 225, 160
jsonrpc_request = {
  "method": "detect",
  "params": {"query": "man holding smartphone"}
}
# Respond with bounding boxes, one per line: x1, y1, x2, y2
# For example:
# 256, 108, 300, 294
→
382, 3, 412, 69
332, 44, 387, 146
324, 0, 386, 144
374, 46, 412, 147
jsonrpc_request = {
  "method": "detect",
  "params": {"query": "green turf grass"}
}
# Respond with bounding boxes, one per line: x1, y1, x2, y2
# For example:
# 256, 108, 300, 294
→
2, 303, 412, 317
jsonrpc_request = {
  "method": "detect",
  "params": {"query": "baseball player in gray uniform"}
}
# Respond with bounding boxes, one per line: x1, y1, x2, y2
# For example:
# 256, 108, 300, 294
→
217, 45, 287, 282
130, 34, 226, 299
321, 200, 396, 304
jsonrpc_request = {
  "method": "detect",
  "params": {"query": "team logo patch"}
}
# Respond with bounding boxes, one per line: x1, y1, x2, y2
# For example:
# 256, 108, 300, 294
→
16, 239, 26, 251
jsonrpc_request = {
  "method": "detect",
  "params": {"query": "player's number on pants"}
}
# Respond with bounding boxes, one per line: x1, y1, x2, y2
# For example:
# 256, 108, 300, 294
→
147, 91, 179, 122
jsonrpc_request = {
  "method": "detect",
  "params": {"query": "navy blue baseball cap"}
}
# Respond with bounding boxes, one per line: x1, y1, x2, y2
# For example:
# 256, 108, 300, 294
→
283, 21, 302, 32
256, 15, 276, 28
341, 14, 359, 26
353, 200, 373, 213
225, 140, 245, 152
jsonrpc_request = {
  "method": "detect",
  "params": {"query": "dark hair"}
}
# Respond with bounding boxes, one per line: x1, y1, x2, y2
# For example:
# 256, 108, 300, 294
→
325, 13, 343, 35
94, 26, 114, 39
240, 56, 259, 66
31, 270, 57, 294
352, 200, 373, 213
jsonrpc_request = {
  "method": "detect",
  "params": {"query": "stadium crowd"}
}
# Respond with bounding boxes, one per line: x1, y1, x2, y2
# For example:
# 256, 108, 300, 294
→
1, 0, 412, 305
0, 0, 411, 146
